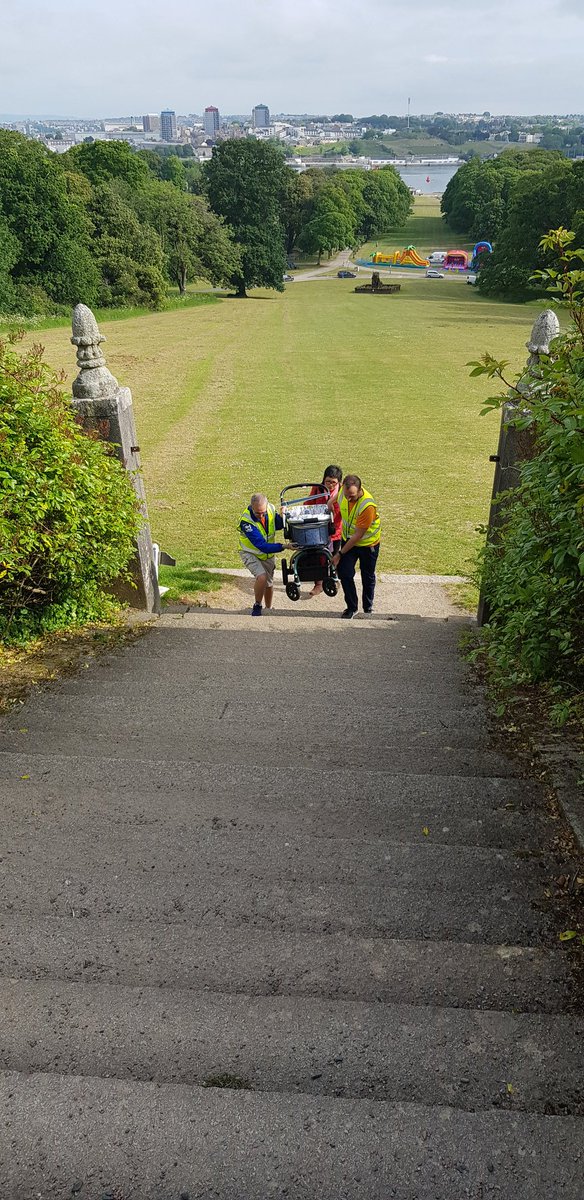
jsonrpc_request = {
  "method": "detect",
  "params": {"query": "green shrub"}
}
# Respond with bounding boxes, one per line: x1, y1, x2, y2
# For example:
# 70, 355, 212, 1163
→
471, 229, 584, 720
0, 334, 140, 643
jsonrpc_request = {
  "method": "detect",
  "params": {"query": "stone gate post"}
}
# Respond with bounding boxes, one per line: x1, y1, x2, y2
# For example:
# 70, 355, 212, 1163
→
70, 304, 160, 613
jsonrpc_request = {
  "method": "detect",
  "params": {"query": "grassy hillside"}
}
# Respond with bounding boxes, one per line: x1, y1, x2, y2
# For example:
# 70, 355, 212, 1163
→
360, 196, 475, 256
29, 201, 539, 577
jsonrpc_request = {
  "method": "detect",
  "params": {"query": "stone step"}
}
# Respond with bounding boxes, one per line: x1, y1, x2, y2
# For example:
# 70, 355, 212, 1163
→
0, 826, 544, 897
156, 610, 469, 634
0, 859, 548, 945
97, 622, 474, 671
99, 615, 471, 656
0, 917, 571, 1012
0, 715, 493, 759
9, 694, 489, 739
2, 979, 582, 1112
55, 671, 484, 699
1, 1071, 582, 1199
0, 721, 518, 776
0, 748, 534, 799
0, 748, 533, 799
0, 777, 551, 851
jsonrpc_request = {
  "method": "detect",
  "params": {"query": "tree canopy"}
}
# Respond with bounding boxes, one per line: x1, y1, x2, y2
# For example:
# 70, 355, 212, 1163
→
204, 141, 288, 296
0, 131, 240, 314
0, 130, 413, 315
442, 150, 584, 299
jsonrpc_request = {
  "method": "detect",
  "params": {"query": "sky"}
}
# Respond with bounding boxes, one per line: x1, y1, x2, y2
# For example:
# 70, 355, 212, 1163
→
1, 0, 583, 119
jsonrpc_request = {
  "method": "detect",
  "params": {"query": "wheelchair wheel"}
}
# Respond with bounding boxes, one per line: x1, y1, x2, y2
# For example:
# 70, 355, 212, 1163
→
286, 582, 301, 601
323, 578, 338, 598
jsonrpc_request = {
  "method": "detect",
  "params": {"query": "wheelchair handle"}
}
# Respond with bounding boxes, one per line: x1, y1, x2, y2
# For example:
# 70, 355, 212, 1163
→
280, 483, 330, 507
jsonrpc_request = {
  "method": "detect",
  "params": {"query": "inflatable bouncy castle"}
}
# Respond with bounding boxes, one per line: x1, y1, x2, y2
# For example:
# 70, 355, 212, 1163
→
372, 246, 429, 269
470, 241, 493, 271
443, 250, 469, 270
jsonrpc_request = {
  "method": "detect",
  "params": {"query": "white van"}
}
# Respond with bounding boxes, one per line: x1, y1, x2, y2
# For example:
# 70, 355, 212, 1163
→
428, 251, 447, 264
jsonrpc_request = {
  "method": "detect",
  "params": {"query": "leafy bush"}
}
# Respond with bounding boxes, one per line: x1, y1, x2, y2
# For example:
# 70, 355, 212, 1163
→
0, 335, 140, 643
471, 229, 584, 719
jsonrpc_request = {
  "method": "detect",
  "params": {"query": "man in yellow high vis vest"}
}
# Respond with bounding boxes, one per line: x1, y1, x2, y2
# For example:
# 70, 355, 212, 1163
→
332, 474, 381, 619
238, 492, 293, 616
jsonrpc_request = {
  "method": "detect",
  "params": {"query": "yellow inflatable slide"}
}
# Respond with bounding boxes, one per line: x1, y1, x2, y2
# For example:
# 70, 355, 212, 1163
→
372, 246, 429, 268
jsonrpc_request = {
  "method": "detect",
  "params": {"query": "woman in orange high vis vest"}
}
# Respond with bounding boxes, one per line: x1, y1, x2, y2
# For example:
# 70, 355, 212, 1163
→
331, 475, 381, 619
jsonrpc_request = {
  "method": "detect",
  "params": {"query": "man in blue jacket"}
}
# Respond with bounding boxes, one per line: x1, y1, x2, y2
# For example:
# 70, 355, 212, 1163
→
238, 492, 292, 616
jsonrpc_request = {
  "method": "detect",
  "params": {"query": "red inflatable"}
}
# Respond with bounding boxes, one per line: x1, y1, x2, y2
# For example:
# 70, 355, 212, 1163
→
444, 250, 469, 270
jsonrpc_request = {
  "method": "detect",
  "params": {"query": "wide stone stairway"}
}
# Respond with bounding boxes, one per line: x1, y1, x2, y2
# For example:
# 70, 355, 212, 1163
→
0, 608, 582, 1198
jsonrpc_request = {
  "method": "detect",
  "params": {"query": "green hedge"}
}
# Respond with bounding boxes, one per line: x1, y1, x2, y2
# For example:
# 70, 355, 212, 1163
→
471, 229, 584, 722
0, 335, 139, 643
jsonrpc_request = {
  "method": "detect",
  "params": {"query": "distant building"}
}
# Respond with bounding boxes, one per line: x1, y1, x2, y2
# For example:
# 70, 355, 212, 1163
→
252, 103, 270, 129
203, 106, 220, 137
160, 110, 177, 141
143, 113, 160, 134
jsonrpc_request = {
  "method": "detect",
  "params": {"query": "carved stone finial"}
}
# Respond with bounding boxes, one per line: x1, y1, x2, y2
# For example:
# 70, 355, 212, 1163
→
525, 308, 560, 366
514, 308, 561, 399
71, 303, 120, 400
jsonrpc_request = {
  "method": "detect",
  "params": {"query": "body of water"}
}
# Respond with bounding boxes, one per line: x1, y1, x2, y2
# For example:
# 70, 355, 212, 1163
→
394, 163, 460, 194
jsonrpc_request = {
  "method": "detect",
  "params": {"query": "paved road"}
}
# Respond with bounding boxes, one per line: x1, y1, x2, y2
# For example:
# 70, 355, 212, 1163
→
0, 603, 582, 1198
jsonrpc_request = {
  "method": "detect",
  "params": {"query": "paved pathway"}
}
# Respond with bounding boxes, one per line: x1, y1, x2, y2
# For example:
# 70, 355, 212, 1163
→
195, 568, 464, 618
0, 597, 582, 1198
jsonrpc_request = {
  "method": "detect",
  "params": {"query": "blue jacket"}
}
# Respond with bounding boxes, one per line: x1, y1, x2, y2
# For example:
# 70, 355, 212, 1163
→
239, 507, 285, 554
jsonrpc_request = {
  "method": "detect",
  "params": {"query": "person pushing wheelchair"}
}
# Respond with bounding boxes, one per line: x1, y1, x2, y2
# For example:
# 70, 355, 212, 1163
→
331, 474, 382, 619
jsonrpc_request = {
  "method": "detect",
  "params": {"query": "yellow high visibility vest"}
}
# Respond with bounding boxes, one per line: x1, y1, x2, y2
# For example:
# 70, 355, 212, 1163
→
238, 503, 277, 560
339, 488, 381, 547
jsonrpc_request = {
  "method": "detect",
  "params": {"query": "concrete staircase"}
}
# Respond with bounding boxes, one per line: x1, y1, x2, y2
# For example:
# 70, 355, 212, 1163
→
0, 610, 582, 1199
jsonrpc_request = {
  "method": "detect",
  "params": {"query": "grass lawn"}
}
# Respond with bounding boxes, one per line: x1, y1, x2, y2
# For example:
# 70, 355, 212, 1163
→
294, 137, 528, 159
361, 196, 475, 257
28, 199, 543, 577
0, 290, 220, 335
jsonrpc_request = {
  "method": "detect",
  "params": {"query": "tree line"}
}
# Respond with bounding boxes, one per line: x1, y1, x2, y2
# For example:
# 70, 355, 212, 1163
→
441, 150, 584, 298
0, 132, 411, 314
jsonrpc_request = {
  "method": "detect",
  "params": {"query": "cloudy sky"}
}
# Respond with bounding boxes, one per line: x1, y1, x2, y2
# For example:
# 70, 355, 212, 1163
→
1, 0, 583, 118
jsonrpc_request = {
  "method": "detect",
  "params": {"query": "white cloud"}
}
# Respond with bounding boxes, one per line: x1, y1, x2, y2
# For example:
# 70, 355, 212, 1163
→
0, 0, 582, 116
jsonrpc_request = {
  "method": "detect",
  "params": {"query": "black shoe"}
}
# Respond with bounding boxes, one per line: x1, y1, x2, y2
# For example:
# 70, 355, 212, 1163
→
363, 607, 373, 614
341, 608, 356, 619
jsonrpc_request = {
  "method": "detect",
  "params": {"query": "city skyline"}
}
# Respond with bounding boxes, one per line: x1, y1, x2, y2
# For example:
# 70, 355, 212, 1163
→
1, 0, 583, 117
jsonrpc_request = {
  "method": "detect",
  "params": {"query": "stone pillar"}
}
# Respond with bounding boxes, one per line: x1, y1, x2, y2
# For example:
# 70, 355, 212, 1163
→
71, 304, 160, 613
477, 309, 560, 626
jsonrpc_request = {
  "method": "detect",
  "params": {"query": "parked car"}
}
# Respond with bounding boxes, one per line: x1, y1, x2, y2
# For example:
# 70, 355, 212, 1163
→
337, 270, 357, 279
283, 273, 295, 282
467, 274, 478, 286
425, 269, 444, 279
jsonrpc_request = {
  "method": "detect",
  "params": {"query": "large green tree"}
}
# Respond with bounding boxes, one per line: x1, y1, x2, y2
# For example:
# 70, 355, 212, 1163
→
136, 181, 239, 293
0, 210, 18, 313
204, 141, 287, 297
298, 188, 355, 263
88, 182, 167, 308
479, 159, 581, 298
0, 130, 98, 311
360, 168, 411, 239
63, 139, 149, 190
282, 171, 317, 254
442, 149, 565, 242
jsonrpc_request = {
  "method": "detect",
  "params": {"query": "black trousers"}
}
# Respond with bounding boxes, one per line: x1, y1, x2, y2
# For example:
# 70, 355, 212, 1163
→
338, 543, 380, 612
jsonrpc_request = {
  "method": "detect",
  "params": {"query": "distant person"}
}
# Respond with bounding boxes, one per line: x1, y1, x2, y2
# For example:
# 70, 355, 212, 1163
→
238, 492, 292, 616
306, 464, 343, 597
332, 475, 381, 619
